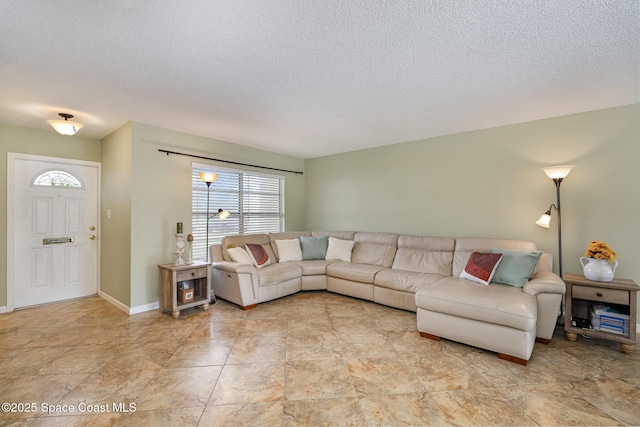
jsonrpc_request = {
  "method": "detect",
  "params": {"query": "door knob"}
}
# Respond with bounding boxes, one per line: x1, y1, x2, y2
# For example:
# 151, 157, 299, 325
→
90, 226, 96, 231
90, 235, 96, 240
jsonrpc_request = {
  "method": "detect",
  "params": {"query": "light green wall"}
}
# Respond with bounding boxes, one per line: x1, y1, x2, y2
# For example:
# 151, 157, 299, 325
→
128, 123, 306, 307
100, 123, 133, 306
305, 104, 640, 318
0, 123, 101, 307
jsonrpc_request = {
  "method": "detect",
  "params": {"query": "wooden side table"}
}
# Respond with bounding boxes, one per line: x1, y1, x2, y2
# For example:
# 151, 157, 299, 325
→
564, 273, 638, 353
158, 260, 211, 318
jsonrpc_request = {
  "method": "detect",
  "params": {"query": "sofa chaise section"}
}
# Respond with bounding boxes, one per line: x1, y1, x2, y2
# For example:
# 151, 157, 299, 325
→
415, 238, 565, 364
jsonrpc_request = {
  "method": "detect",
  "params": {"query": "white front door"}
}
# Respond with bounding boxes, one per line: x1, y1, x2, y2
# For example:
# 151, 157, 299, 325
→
8, 154, 100, 309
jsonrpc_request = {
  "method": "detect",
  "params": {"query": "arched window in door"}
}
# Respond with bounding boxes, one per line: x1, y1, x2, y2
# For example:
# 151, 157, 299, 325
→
32, 169, 84, 188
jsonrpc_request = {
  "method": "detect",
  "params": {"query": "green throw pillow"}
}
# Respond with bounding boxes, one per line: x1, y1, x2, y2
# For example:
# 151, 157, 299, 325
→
299, 236, 329, 260
490, 248, 543, 287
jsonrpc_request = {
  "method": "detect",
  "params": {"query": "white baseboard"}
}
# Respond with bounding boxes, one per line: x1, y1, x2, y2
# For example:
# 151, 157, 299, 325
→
98, 291, 130, 314
129, 301, 160, 315
98, 291, 159, 315
0, 306, 7, 314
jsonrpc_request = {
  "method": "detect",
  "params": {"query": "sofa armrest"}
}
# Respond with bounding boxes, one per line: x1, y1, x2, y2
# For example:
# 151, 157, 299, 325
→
210, 244, 224, 262
211, 261, 259, 299
211, 261, 257, 275
523, 271, 566, 296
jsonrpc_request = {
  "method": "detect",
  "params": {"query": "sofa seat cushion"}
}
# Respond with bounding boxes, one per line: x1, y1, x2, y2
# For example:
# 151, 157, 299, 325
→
415, 276, 537, 331
289, 260, 337, 276
257, 263, 302, 286
374, 269, 446, 293
326, 262, 386, 284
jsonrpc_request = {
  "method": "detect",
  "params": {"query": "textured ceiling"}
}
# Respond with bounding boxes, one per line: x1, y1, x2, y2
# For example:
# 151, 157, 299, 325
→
0, 1, 638, 159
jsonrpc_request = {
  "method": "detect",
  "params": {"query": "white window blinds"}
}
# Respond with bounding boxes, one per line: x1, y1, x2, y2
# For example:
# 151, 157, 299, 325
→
191, 164, 284, 260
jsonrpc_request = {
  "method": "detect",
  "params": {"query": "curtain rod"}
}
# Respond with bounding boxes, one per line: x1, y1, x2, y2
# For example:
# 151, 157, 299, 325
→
158, 149, 304, 175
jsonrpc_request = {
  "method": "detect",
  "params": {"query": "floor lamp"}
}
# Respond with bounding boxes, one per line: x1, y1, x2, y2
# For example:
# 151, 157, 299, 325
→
535, 165, 573, 321
200, 172, 231, 262
199, 172, 218, 263
199, 172, 231, 262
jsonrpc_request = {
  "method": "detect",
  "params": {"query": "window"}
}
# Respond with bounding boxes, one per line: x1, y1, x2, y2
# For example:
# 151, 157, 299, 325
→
33, 170, 83, 188
191, 163, 285, 260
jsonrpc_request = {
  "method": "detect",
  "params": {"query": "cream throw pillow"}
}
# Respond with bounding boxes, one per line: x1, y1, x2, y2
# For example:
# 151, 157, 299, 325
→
325, 237, 355, 262
275, 238, 303, 262
227, 247, 253, 265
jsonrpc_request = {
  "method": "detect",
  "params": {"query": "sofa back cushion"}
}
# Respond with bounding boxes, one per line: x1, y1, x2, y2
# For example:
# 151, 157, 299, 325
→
312, 231, 356, 240
535, 253, 553, 273
351, 232, 398, 267
452, 238, 538, 277
221, 234, 275, 262
392, 236, 455, 275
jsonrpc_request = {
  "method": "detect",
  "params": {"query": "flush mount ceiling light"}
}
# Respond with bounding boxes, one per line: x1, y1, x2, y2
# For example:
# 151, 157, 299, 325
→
47, 113, 84, 135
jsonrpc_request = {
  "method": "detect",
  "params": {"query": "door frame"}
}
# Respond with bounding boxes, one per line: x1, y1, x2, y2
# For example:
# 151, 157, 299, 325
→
6, 153, 101, 312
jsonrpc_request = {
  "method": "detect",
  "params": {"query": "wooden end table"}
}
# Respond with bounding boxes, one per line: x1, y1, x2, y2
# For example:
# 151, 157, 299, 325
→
158, 260, 211, 318
563, 273, 638, 353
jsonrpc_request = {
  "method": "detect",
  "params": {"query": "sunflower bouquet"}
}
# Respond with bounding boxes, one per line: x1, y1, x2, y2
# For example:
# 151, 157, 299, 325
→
584, 241, 617, 262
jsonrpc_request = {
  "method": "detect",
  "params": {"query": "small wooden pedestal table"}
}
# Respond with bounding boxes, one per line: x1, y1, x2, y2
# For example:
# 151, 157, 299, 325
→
158, 260, 211, 319
564, 273, 638, 353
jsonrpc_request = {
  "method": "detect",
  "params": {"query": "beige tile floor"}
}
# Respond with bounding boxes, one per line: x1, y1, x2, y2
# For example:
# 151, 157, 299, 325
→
0, 292, 639, 426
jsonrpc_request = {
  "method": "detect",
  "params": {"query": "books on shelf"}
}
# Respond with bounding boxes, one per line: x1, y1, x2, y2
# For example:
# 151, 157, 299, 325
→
589, 303, 630, 337
590, 303, 628, 315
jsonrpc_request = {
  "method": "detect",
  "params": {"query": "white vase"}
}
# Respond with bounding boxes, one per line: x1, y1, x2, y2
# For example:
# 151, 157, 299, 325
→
580, 257, 618, 282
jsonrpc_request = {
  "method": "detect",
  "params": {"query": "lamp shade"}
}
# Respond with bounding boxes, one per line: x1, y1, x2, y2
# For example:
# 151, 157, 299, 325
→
535, 213, 551, 228
199, 172, 218, 184
47, 113, 84, 135
218, 209, 230, 220
542, 165, 574, 180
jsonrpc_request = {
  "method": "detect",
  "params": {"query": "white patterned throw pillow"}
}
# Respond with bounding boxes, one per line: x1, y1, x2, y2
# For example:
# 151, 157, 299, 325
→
275, 238, 303, 262
325, 237, 355, 262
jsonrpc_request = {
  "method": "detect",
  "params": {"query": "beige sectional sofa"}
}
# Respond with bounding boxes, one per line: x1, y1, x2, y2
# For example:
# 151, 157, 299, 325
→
209, 231, 565, 364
